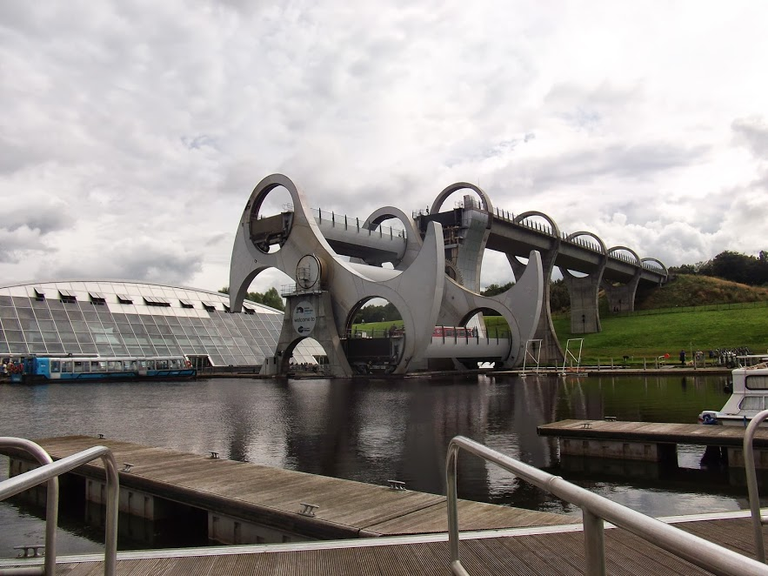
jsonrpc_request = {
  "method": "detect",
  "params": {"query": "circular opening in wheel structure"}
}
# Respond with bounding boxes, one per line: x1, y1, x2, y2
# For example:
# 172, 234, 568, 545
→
248, 183, 294, 254
345, 297, 405, 375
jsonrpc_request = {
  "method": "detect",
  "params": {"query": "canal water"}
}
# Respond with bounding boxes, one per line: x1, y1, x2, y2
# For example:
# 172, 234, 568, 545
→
0, 372, 747, 555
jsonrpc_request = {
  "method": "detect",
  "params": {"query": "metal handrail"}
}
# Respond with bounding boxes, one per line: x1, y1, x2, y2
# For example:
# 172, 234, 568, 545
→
743, 409, 768, 563
446, 436, 768, 576
0, 439, 119, 576
0, 439, 58, 576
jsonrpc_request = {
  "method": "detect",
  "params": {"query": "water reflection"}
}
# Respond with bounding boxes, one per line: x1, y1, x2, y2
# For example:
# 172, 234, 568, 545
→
0, 372, 737, 555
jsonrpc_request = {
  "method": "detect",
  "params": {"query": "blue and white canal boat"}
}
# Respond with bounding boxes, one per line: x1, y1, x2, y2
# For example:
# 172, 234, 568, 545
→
15, 355, 196, 383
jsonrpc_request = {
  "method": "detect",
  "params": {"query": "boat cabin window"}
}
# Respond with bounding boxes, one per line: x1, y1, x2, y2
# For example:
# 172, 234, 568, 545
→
740, 397, 766, 410
746, 375, 768, 390
73, 361, 87, 373
107, 360, 122, 370
139, 360, 154, 369
91, 361, 107, 372
51, 360, 60, 373
156, 359, 169, 369
62, 361, 73, 372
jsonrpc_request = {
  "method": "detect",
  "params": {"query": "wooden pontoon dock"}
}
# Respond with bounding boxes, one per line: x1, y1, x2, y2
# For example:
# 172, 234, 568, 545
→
538, 419, 768, 467
1, 512, 767, 575
1, 436, 572, 545
3, 436, 768, 574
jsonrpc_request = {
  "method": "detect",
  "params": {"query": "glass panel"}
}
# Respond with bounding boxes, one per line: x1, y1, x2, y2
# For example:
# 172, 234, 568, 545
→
0, 307, 18, 319
16, 308, 34, 320
51, 310, 70, 321
33, 307, 52, 320
5, 330, 24, 343
7, 343, 28, 354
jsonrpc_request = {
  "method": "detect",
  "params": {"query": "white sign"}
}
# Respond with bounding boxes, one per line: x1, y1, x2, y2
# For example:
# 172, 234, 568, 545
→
292, 300, 316, 336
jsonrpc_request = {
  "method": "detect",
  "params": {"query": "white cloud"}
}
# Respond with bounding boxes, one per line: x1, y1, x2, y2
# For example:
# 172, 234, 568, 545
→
0, 0, 766, 295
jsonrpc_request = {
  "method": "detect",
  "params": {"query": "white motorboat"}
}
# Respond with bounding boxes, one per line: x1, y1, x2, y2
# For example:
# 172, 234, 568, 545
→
699, 356, 768, 426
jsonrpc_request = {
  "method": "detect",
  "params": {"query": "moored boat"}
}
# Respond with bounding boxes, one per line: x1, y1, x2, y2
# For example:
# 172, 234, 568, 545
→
698, 355, 768, 426
14, 355, 196, 383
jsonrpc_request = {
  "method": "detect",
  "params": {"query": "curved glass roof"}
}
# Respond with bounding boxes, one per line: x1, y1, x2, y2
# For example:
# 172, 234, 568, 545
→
0, 280, 323, 367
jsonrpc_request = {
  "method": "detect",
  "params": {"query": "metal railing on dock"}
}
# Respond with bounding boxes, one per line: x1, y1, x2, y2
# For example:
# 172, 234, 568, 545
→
446, 435, 768, 576
0, 438, 120, 576
744, 409, 768, 563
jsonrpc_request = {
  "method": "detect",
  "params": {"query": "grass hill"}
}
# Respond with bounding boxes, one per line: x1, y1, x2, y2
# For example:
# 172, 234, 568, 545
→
634, 273, 768, 310
554, 274, 768, 364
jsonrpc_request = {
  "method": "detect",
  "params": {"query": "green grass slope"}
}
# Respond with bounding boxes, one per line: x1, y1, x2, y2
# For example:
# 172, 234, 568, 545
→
555, 274, 768, 363
635, 273, 768, 309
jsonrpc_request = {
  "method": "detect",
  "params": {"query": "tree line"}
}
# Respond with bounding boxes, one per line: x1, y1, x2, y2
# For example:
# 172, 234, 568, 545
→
218, 286, 285, 311
670, 250, 768, 286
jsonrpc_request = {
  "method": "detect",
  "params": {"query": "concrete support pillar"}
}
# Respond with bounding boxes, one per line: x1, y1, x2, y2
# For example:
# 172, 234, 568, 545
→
274, 291, 353, 378
508, 252, 564, 364
563, 273, 604, 334
603, 272, 641, 314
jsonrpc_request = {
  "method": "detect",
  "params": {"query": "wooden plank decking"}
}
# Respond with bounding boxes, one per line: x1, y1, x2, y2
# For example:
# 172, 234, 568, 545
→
2, 436, 572, 539
537, 419, 768, 447
4, 514, 768, 575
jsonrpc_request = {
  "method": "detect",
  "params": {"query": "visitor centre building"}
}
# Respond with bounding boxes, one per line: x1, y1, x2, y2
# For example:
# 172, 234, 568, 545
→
0, 280, 322, 369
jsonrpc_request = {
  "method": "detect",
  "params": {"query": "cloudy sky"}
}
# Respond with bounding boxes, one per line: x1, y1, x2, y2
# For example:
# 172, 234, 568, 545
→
2, 1, 767, 295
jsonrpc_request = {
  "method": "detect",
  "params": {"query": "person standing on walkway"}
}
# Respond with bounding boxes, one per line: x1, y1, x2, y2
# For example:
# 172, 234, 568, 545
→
679, 349, 686, 366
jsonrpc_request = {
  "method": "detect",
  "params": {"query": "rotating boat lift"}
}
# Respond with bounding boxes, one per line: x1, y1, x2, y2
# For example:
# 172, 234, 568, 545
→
229, 174, 544, 377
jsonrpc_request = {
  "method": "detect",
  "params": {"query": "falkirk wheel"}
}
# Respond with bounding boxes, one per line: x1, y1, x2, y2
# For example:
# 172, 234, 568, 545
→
229, 174, 545, 377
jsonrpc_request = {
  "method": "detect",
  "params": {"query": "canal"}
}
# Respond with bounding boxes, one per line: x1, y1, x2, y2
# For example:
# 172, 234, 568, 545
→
0, 372, 744, 555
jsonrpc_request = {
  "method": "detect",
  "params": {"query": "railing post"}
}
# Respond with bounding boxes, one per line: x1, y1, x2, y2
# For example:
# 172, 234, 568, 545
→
744, 409, 768, 563
583, 508, 607, 576
0, 437, 58, 576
